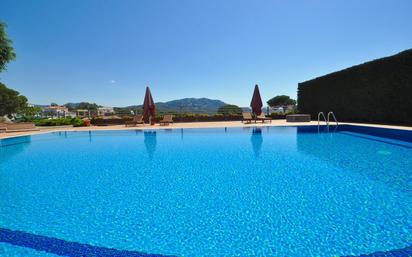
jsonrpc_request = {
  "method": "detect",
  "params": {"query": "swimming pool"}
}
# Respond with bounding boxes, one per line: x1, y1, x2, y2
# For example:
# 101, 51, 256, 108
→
1, 125, 412, 256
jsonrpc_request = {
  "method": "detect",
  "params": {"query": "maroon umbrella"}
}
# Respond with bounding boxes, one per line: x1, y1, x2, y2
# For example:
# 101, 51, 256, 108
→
143, 86, 156, 125
250, 84, 263, 116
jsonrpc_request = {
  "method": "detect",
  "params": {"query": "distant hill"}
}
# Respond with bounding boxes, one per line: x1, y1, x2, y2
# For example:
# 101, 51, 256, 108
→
64, 102, 81, 109
120, 98, 227, 114
64, 102, 100, 111
32, 104, 49, 108
35, 98, 229, 114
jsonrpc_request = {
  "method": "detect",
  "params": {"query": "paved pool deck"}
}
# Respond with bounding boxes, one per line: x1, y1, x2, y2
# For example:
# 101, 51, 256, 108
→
1, 120, 412, 139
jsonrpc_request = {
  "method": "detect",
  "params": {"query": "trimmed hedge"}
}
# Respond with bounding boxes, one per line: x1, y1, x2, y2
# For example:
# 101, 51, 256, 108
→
92, 114, 243, 125
91, 118, 126, 125
298, 49, 412, 125
34, 117, 85, 127
92, 113, 289, 125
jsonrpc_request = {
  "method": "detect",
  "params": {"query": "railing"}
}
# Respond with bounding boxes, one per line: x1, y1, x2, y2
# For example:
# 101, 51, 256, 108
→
318, 112, 327, 125
327, 112, 339, 126
318, 111, 339, 133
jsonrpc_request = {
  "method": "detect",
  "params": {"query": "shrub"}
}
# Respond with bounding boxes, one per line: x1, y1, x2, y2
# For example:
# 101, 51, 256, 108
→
71, 117, 85, 127
35, 118, 70, 126
34, 117, 85, 126
217, 104, 242, 115
91, 112, 244, 125
91, 118, 124, 125
269, 113, 286, 119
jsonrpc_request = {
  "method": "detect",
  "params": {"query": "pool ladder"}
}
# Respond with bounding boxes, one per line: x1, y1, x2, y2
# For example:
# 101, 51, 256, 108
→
318, 112, 327, 125
318, 112, 339, 126
318, 112, 339, 133
327, 112, 339, 126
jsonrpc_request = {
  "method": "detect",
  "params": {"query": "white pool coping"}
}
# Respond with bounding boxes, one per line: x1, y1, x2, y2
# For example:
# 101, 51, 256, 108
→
1, 120, 412, 139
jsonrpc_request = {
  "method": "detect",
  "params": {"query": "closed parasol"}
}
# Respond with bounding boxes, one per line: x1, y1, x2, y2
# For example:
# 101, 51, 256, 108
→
143, 86, 156, 125
250, 84, 263, 116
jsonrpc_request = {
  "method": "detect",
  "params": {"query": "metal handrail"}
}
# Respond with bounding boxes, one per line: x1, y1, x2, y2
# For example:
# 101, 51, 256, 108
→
318, 112, 327, 125
327, 112, 339, 126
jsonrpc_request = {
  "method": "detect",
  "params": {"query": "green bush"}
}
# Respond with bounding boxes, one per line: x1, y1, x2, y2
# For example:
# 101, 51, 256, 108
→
217, 104, 242, 115
269, 113, 286, 119
92, 112, 244, 125
71, 117, 85, 127
34, 118, 70, 126
34, 117, 85, 126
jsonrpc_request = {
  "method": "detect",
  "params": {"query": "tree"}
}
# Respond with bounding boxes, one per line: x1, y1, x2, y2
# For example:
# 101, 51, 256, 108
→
20, 106, 42, 117
50, 102, 58, 106
0, 22, 16, 72
0, 22, 27, 116
64, 103, 77, 111
0, 82, 28, 116
217, 104, 242, 115
77, 102, 99, 110
267, 95, 296, 107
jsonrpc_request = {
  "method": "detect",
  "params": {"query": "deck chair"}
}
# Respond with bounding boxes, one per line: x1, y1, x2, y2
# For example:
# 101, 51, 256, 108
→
242, 112, 255, 124
256, 113, 272, 123
159, 115, 173, 126
0, 123, 7, 133
5, 122, 39, 133
125, 115, 144, 127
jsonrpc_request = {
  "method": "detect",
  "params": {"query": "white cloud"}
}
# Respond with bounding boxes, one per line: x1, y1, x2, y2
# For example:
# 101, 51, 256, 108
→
108, 80, 116, 84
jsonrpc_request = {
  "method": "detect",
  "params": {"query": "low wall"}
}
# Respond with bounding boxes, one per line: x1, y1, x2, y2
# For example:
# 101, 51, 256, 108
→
91, 113, 286, 125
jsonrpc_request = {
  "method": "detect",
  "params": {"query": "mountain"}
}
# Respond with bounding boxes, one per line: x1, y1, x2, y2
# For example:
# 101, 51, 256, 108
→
33, 104, 49, 108
64, 102, 100, 111
36, 98, 229, 114
121, 98, 227, 114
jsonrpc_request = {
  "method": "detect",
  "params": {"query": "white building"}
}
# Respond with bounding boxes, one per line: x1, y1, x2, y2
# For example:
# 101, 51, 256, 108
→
97, 107, 115, 116
270, 105, 296, 114
42, 105, 69, 118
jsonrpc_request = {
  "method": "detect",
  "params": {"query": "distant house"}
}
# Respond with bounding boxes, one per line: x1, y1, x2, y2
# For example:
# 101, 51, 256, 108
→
65, 112, 77, 118
270, 105, 295, 114
97, 107, 114, 116
270, 107, 284, 113
42, 105, 69, 118
76, 109, 90, 118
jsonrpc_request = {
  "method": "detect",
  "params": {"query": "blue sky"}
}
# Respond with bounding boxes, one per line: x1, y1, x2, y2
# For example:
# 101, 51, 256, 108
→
1, 0, 412, 107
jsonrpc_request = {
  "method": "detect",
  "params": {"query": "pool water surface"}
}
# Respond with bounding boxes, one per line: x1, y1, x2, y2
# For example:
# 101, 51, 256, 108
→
1, 125, 412, 256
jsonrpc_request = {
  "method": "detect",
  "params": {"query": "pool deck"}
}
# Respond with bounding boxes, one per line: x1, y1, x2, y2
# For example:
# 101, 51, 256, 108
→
1, 120, 412, 139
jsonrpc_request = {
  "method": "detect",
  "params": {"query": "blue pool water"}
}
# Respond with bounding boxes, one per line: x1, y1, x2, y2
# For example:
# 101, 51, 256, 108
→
1, 125, 412, 256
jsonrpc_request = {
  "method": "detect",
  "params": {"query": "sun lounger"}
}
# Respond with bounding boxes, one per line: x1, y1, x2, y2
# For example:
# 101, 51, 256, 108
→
159, 115, 173, 126
256, 113, 272, 123
242, 112, 255, 124
125, 115, 144, 127
0, 123, 6, 133
4, 122, 39, 133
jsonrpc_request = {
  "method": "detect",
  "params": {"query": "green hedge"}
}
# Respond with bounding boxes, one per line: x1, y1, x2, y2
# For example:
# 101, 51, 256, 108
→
92, 114, 244, 125
34, 117, 85, 127
91, 112, 287, 125
298, 49, 412, 124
